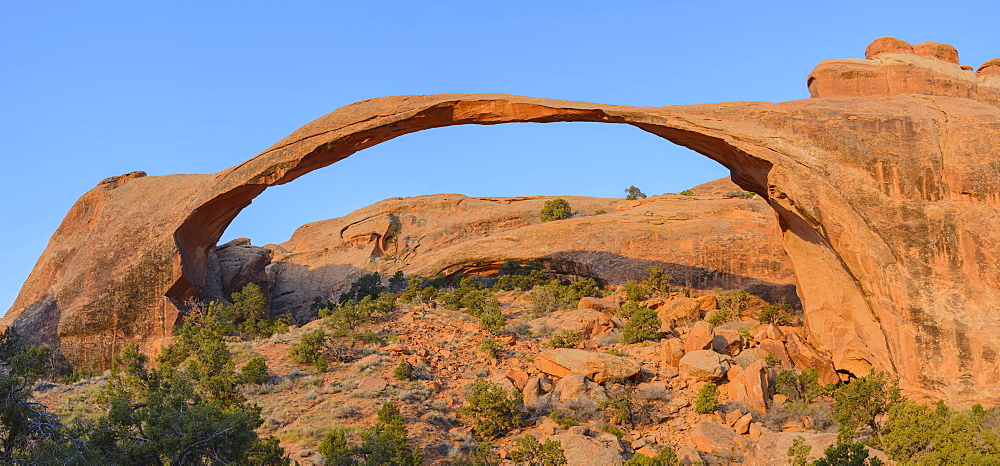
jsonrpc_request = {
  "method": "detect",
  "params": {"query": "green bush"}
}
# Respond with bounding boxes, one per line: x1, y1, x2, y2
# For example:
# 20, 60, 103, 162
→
459, 380, 524, 439
478, 338, 504, 359
880, 401, 1000, 463
550, 411, 577, 429
594, 209, 607, 215
540, 198, 572, 222
394, 360, 415, 381
509, 434, 567, 465
706, 309, 732, 327
625, 185, 647, 201
642, 266, 670, 294
527, 279, 600, 315
622, 281, 650, 302
399, 276, 425, 303
318, 402, 422, 465
787, 436, 812, 466
339, 272, 386, 303
679, 189, 695, 196
723, 190, 755, 199
694, 382, 720, 414
831, 370, 903, 444
240, 356, 269, 385
459, 442, 500, 466
621, 306, 662, 344
716, 289, 752, 315
624, 446, 680, 465
549, 329, 583, 348
479, 306, 506, 334
494, 261, 548, 291
814, 441, 882, 466
329, 293, 397, 335
289, 329, 328, 371
759, 302, 796, 325
601, 392, 651, 428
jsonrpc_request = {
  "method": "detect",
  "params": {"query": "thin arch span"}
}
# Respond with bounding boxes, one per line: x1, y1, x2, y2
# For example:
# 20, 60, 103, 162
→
169, 94, 891, 382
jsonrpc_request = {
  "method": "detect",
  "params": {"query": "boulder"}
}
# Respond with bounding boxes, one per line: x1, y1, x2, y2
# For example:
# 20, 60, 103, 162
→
556, 373, 608, 404
729, 360, 770, 413
713, 328, 743, 355
689, 421, 740, 458
679, 350, 730, 382
535, 349, 642, 383
660, 337, 685, 368
734, 347, 768, 368
758, 339, 791, 368
551, 433, 625, 466
734, 413, 753, 435
657, 297, 704, 325
540, 309, 617, 340
684, 321, 715, 353
784, 333, 840, 385
579, 297, 620, 314
744, 432, 889, 466
356, 377, 388, 392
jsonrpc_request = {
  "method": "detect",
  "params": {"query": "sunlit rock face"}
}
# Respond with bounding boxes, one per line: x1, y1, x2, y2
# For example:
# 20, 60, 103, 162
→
5, 37, 1000, 406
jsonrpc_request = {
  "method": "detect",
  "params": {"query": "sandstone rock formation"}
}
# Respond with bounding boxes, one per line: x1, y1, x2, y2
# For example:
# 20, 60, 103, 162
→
262, 186, 795, 318
5, 37, 1000, 405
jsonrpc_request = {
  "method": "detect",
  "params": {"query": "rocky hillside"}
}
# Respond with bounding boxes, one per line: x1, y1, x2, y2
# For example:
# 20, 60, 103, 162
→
201, 178, 797, 320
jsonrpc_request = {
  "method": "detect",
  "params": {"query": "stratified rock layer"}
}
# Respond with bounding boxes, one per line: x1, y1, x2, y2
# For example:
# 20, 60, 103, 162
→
5, 37, 1000, 405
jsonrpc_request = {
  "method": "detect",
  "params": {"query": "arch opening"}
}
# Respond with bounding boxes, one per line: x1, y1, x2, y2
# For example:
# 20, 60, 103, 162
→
200, 121, 799, 319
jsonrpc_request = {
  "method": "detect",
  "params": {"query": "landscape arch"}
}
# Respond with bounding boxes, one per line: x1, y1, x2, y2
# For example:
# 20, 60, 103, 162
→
7, 38, 1000, 405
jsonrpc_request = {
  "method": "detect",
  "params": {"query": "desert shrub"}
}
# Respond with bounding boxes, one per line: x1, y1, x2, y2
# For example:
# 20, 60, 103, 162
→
400, 276, 425, 303
621, 306, 661, 344
761, 400, 836, 433
759, 301, 796, 325
527, 286, 560, 315
62, 366, 97, 384
549, 329, 583, 348
625, 185, 647, 200
706, 309, 732, 327
540, 198, 572, 222
339, 272, 386, 303
831, 370, 903, 444
318, 402, 422, 465
289, 330, 328, 372
787, 436, 812, 466
601, 392, 652, 428
694, 382, 720, 414
241, 356, 270, 385
716, 289, 753, 316
813, 441, 882, 466
594, 330, 622, 347
394, 360, 415, 381
602, 424, 626, 438
550, 411, 577, 429
479, 307, 506, 335
764, 352, 783, 367
494, 260, 548, 291
679, 189, 695, 196
879, 401, 1000, 464
723, 190, 755, 199
775, 368, 822, 403
509, 434, 567, 465
642, 266, 671, 294
594, 209, 607, 215
8, 344, 52, 382
442, 277, 484, 310
622, 280, 650, 302
329, 293, 397, 335
458, 442, 500, 466
624, 446, 680, 465
459, 380, 524, 439
477, 338, 504, 359
388, 271, 406, 292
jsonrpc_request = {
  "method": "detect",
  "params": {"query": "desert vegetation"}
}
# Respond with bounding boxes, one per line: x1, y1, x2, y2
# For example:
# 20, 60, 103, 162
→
5, 265, 997, 464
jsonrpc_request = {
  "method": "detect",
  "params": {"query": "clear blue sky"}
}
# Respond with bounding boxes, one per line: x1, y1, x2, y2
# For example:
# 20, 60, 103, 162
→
2, 0, 998, 313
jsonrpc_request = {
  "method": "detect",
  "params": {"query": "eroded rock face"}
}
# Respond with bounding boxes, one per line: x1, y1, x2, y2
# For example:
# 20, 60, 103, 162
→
4, 37, 1000, 405
265, 185, 796, 317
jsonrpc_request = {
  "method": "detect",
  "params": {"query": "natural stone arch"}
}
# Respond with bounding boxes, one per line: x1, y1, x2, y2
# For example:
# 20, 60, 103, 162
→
6, 38, 1000, 405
